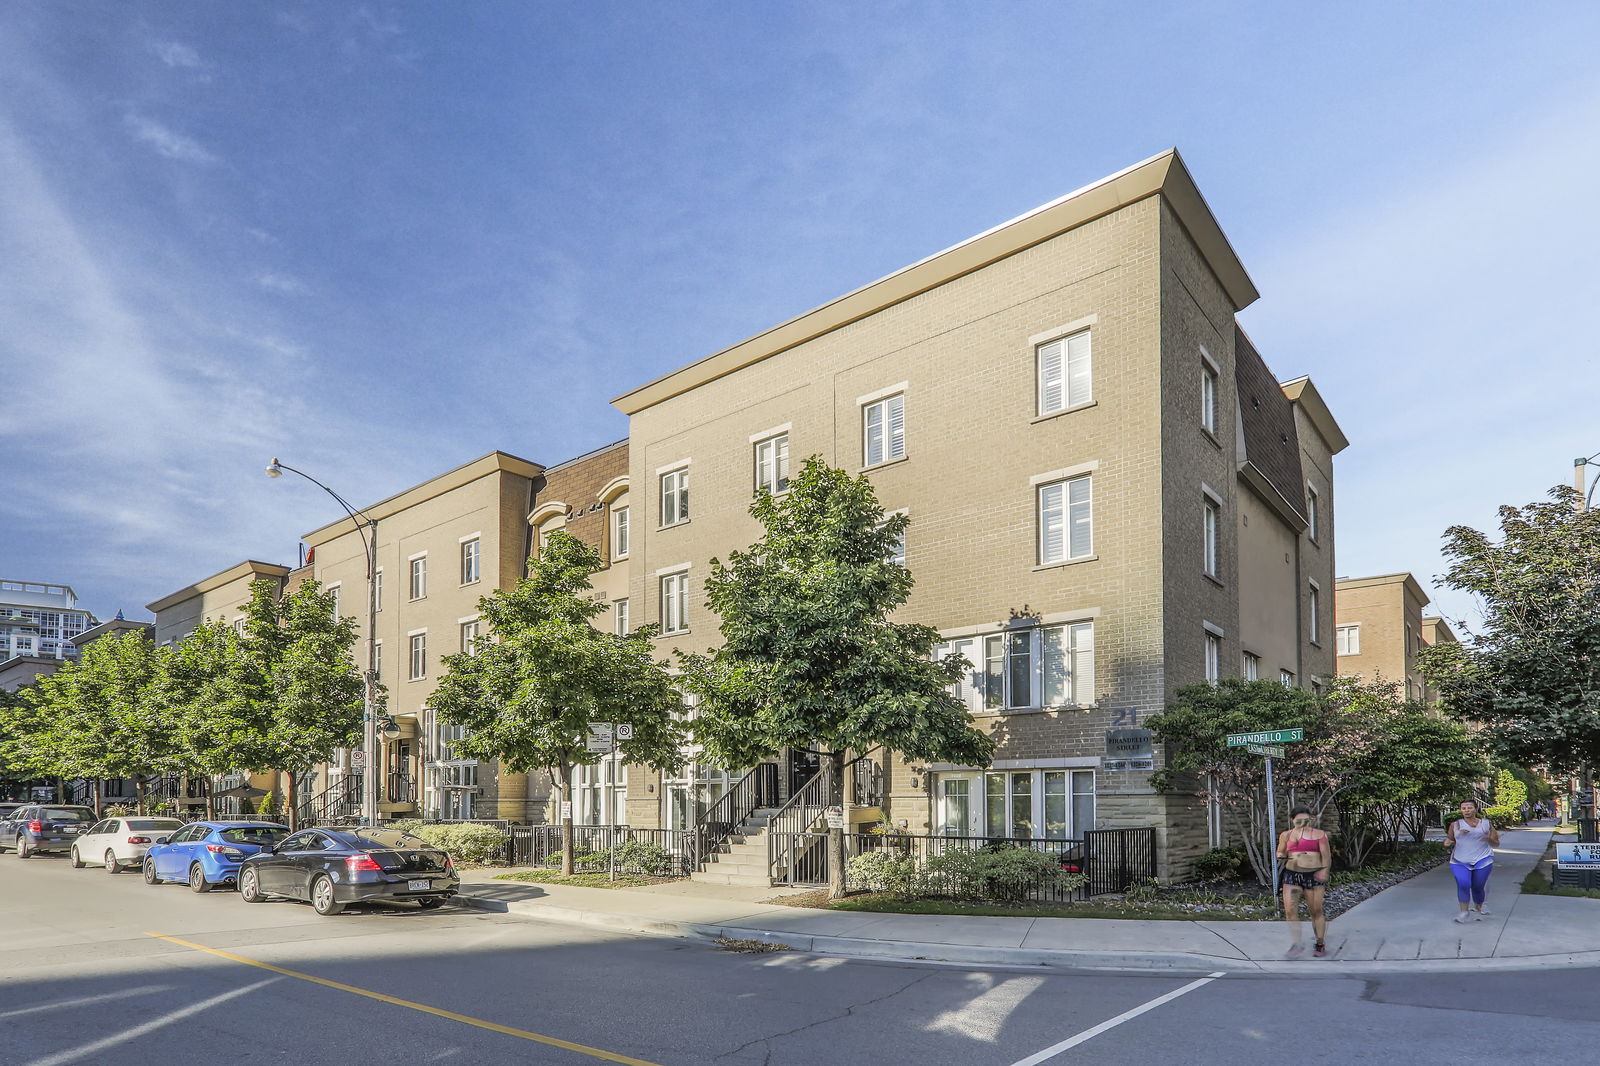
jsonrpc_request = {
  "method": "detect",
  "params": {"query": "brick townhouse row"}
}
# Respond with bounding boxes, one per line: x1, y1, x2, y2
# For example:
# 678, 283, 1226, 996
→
145, 149, 1348, 879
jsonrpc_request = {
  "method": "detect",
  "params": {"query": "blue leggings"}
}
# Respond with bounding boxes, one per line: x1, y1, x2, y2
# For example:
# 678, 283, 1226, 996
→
1450, 860, 1492, 905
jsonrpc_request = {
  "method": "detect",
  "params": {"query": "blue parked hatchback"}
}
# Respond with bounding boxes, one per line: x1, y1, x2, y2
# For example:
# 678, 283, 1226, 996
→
143, 821, 291, 893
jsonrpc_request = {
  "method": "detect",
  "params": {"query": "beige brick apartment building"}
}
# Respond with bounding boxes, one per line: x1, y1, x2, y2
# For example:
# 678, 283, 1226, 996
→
611, 149, 1348, 877
1335, 572, 1458, 704
301, 451, 543, 822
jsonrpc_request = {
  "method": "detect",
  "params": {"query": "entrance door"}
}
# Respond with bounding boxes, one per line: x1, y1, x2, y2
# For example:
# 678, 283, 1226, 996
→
787, 749, 821, 795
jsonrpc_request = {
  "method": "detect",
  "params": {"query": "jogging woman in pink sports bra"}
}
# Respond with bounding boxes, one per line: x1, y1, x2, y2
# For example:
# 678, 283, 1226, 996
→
1276, 806, 1331, 959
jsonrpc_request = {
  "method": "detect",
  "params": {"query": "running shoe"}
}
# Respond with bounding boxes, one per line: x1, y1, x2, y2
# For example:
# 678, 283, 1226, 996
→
1473, 908, 1491, 919
1313, 941, 1326, 958
1453, 912, 1473, 923
1285, 941, 1306, 959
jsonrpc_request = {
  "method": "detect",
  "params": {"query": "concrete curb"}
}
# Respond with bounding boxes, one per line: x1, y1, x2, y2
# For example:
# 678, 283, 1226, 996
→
454, 890, 1600, 976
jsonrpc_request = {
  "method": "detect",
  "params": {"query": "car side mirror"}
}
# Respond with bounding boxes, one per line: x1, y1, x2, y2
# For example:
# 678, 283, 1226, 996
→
155, 837, 169, 845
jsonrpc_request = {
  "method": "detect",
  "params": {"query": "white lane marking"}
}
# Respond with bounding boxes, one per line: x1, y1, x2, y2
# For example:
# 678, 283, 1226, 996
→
0, 986, 171, 1019
21, 978, 274, 1066
1005, 972, 1226, 1065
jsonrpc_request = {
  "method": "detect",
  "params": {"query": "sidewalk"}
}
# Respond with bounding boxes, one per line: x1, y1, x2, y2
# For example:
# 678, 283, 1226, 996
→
453, 826, 1600, 975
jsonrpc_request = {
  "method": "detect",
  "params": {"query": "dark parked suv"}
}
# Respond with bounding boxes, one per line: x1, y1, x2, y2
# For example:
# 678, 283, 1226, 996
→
0, 804, 98, 857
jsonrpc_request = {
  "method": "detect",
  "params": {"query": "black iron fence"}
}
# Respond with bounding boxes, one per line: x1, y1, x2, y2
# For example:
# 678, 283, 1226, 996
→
509, 824, 696, 877
769, 826, 1158, 900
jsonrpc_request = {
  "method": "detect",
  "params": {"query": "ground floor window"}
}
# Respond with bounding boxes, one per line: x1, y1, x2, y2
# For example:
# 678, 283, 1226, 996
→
664, 762, 736, 831
430, 717, 479, 819
936, 769, 1095, 839
575, 753, 627, 825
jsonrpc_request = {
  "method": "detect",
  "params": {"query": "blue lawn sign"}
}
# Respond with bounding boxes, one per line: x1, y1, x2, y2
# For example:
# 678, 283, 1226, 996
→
1555, 842, 1600, 870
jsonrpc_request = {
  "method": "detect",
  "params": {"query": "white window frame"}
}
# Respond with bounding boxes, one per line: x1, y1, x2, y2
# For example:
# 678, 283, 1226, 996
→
1242, 651, 1260, 681
611, 506, 630, 560
1281, 669, 1296, 688
659, 467, 690, 528
753, 433, 790, 495
409, 553, 427, 601
659, 570, 689, 634
937, 768, 1096, 840
1306, 483, 1321, 543
862, 393, 906, 467
373, 639, 382, 682
1308, 580, 1322, 645
1336, 624, 1360, 656
374, 568, 383, 612
1202, 491, 1220, 577
1037, 474, 1093, 565
1200, 347, 1219, 435
327, 583, 341, 621
1203, 624, 1223, 682
460, 618, 480, 654
1037, 329, 1093, 416
460, 536, 481, 585
941, 621, 1094, 712
613, 598, 630, 636
408, 630, 427, 681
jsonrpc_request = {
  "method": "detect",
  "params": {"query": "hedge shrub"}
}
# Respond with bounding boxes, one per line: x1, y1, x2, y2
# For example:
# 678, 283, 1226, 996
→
1192, 845, 1247, 881
925, 847, 1087, 903
388, 821, 510, 865
846, 850, 920, 898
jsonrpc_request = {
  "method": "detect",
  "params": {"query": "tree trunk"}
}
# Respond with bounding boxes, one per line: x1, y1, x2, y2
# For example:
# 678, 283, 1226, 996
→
827, 749, 847, 900
135, 776, 147, 815
558, 762, 575, 876
285, 770, 299, 831
93, 779, 104, 815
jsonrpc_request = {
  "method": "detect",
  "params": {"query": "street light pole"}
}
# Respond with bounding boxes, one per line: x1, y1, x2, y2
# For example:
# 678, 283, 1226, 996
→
267, 457, 380, 827
1572, 456, 1599, 820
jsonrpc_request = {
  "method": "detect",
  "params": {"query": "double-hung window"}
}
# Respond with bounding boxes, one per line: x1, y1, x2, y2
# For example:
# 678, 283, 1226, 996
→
328, 583, 341, 620
409, 554, 427, 600
373, 640, 383, 682
1306, 484, 1321, 543
660, 468, 690, 527
863, 394, 905, 467
660, 571, 688, 634
1202, 495, 1220, 577
613, 598, 630, 635
611, 507, 630, 559
1037, 329, 1092, 415
1308, 582, 1322, 645
460, 619, 480, 654
1038, 475, 1092, 564
1204, 629, 1222, 682
408, 632, 427, 681
754, 434, 790, 494
1242, 651, 1260, 681
1336, 624, 1359, 656
374, 568, 383, 611
1201, 354, 1219, 434
941, 769, 1095, 840
460, 538, 480, 585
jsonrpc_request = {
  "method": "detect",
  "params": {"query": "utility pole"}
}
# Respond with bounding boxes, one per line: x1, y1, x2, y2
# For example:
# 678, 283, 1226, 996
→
1575, 457, 1596, 821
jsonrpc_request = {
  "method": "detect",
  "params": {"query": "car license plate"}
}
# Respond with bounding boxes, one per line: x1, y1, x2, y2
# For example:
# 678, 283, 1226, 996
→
408, 879, 431, 892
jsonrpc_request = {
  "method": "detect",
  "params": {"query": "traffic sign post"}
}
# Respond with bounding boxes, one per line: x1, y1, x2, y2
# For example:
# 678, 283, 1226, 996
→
585, 723, 615, 754
1226, 728, 1305, 892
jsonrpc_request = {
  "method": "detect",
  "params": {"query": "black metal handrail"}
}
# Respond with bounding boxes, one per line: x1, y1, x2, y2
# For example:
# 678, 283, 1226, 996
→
692, 763, 779, 870
385, 771, 415, 804
767, 764, 829, 882
851, 758, 884, 808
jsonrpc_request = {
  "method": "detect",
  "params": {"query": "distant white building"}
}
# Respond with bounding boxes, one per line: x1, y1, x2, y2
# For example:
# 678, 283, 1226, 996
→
0, 580, 98, 664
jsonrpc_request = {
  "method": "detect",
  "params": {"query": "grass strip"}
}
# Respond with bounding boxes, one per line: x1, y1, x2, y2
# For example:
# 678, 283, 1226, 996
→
495, 870, 668, 889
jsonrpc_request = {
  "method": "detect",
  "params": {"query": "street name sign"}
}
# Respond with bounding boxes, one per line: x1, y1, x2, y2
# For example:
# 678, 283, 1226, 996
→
1245, 743, 1286, 758
1226, 728, 1303, 747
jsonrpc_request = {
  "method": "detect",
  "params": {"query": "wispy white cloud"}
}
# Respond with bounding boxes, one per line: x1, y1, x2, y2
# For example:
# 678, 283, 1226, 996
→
255, 271, 309, 295
123, 113, 218, 165
152, 41, 204, 69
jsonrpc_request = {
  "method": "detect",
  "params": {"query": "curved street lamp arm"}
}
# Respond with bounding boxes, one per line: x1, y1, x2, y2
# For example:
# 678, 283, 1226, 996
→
268, 459, 378, 562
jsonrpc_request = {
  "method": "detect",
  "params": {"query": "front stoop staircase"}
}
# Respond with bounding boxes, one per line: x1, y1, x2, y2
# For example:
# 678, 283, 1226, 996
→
691, 807, 780, 886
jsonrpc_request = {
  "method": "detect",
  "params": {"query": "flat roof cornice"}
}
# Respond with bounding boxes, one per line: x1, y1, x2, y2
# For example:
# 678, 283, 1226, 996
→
300, 451, 543, 547
613, 149, 1259, 416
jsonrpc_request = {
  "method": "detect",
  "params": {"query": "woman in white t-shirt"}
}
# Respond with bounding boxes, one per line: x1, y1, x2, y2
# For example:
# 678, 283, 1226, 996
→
1444, 799, 1500, 923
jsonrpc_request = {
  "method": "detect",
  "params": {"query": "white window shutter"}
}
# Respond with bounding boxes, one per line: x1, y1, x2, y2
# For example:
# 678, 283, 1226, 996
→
1039, 340, 1064, 413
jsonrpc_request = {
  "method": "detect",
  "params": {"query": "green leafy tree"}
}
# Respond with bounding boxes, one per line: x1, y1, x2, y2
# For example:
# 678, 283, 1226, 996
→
0, 683, 54, 798
1148, 677, 1390, 884
679, 457, 995, 899
17, 630, 182, 811
151, 580, 362, 825
429, 532, 689, 874
1419, 487, 1600, 777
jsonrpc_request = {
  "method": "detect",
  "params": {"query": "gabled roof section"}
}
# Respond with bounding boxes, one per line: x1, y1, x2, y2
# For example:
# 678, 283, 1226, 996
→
1280, 377, 1350, 455
614, 148, 1258, 415
146, 560, 291, 615
301, 451, 544, 547
1234, 328, 1306, 529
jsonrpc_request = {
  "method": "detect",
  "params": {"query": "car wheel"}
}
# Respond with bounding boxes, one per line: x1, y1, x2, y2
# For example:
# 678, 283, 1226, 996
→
239, 868, 264, 903
70, 848, 83, 869
143, 858, 160, 885
188, 863, 212, 893
105, 850, 122, 874
17, 837, 31, 859
311, 875, 343, 916
416, 897, 446, 910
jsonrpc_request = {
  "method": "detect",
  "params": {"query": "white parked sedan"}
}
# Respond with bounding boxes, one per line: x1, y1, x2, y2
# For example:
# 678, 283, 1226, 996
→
71, 817, 187, 873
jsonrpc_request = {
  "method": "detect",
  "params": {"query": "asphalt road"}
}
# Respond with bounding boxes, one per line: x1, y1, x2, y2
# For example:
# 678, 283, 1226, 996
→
3, 852, 1597, 1065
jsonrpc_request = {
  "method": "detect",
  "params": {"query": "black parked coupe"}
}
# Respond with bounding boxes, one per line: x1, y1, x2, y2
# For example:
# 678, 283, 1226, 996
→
237, 826, 458, 915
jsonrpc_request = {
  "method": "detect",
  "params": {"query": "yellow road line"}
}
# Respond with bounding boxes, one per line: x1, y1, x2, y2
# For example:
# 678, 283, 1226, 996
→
144, 931, 661, 1066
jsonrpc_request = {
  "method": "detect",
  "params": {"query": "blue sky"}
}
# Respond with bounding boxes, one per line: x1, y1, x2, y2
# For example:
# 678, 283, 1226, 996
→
2, 2, 1598, 635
